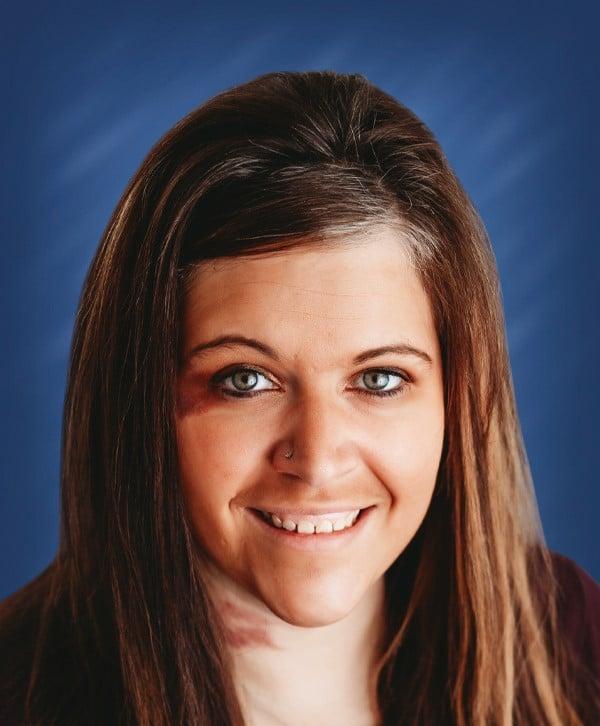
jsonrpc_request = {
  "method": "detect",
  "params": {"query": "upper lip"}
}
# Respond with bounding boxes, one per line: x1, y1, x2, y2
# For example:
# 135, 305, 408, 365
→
250, 505, 372, 516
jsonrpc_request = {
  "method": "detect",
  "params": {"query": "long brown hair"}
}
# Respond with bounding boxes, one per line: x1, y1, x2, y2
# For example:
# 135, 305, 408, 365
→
1, 70, 597, 725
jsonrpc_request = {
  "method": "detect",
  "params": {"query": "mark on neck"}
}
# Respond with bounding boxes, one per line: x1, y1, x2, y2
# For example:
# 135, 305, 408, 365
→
219, 598, 279, 649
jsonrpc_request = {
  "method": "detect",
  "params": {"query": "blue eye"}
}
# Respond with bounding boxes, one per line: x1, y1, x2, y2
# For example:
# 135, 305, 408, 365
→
210, 366, 410, 399
214, 368, 275, 396
357, 370, 408, 397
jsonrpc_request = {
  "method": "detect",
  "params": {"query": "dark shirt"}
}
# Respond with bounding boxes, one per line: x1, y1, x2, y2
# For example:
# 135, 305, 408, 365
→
551, 550, 600, 679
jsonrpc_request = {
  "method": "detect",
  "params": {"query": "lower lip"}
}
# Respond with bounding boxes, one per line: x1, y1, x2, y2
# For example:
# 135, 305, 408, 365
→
244, 505, 377, 552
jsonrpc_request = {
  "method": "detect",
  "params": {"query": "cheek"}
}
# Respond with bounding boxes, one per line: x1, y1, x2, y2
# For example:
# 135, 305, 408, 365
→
370, 395, 445, 506
365, 403, 443, 564
177, 411, 258, 485
175, 414, 264, 549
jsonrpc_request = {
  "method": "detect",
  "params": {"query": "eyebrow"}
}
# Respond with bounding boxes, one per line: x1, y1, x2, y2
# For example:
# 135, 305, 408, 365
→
186, 334, 433, 366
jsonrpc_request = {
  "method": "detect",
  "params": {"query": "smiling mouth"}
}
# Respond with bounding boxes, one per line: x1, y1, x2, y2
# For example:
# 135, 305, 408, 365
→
250, 507, 370, 535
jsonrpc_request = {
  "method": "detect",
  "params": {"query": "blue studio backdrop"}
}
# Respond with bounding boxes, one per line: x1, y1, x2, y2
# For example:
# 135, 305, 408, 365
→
1, 0, 598, 598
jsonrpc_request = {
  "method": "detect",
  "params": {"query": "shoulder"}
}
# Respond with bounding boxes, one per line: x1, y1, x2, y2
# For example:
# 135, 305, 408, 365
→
0, 567, 53, 724
1, 566, 125, 725
548, 550, 600, 676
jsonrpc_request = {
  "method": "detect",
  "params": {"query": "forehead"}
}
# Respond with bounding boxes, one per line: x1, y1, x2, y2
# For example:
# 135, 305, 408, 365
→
182, 226, 439, 364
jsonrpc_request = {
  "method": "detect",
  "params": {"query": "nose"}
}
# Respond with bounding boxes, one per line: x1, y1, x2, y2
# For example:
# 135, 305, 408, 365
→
272, 388, 359, 487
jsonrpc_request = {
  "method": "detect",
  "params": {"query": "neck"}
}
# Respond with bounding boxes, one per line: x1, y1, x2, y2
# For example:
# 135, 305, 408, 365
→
202, 557, 386, 725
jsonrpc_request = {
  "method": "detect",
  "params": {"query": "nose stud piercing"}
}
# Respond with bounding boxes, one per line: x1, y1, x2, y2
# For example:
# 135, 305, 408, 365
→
284, 447, 294, 459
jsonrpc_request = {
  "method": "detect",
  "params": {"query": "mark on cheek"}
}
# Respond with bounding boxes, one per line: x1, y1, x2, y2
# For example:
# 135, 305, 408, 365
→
219, 599, 279, 649
176, 379, 208, 417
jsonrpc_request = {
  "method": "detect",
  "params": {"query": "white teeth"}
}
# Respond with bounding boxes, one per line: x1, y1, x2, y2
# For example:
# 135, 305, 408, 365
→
260, 509, 361, 534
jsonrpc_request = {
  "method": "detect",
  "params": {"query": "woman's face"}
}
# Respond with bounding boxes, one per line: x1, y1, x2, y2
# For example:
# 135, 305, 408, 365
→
176, 225, 445, 627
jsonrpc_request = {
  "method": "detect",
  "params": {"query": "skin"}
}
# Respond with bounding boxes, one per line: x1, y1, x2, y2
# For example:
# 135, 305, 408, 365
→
175, 224, 445, 724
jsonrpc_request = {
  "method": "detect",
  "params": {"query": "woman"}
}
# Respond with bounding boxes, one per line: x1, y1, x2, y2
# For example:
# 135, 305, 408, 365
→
1, 70, 598, 725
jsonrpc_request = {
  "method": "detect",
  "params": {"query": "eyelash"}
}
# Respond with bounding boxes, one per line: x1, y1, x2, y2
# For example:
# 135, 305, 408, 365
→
210, 366, 411, 400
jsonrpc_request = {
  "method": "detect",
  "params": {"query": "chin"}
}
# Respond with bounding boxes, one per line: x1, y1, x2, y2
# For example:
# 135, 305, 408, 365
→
261, 580, 362, 627
271, 600, 352, 628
